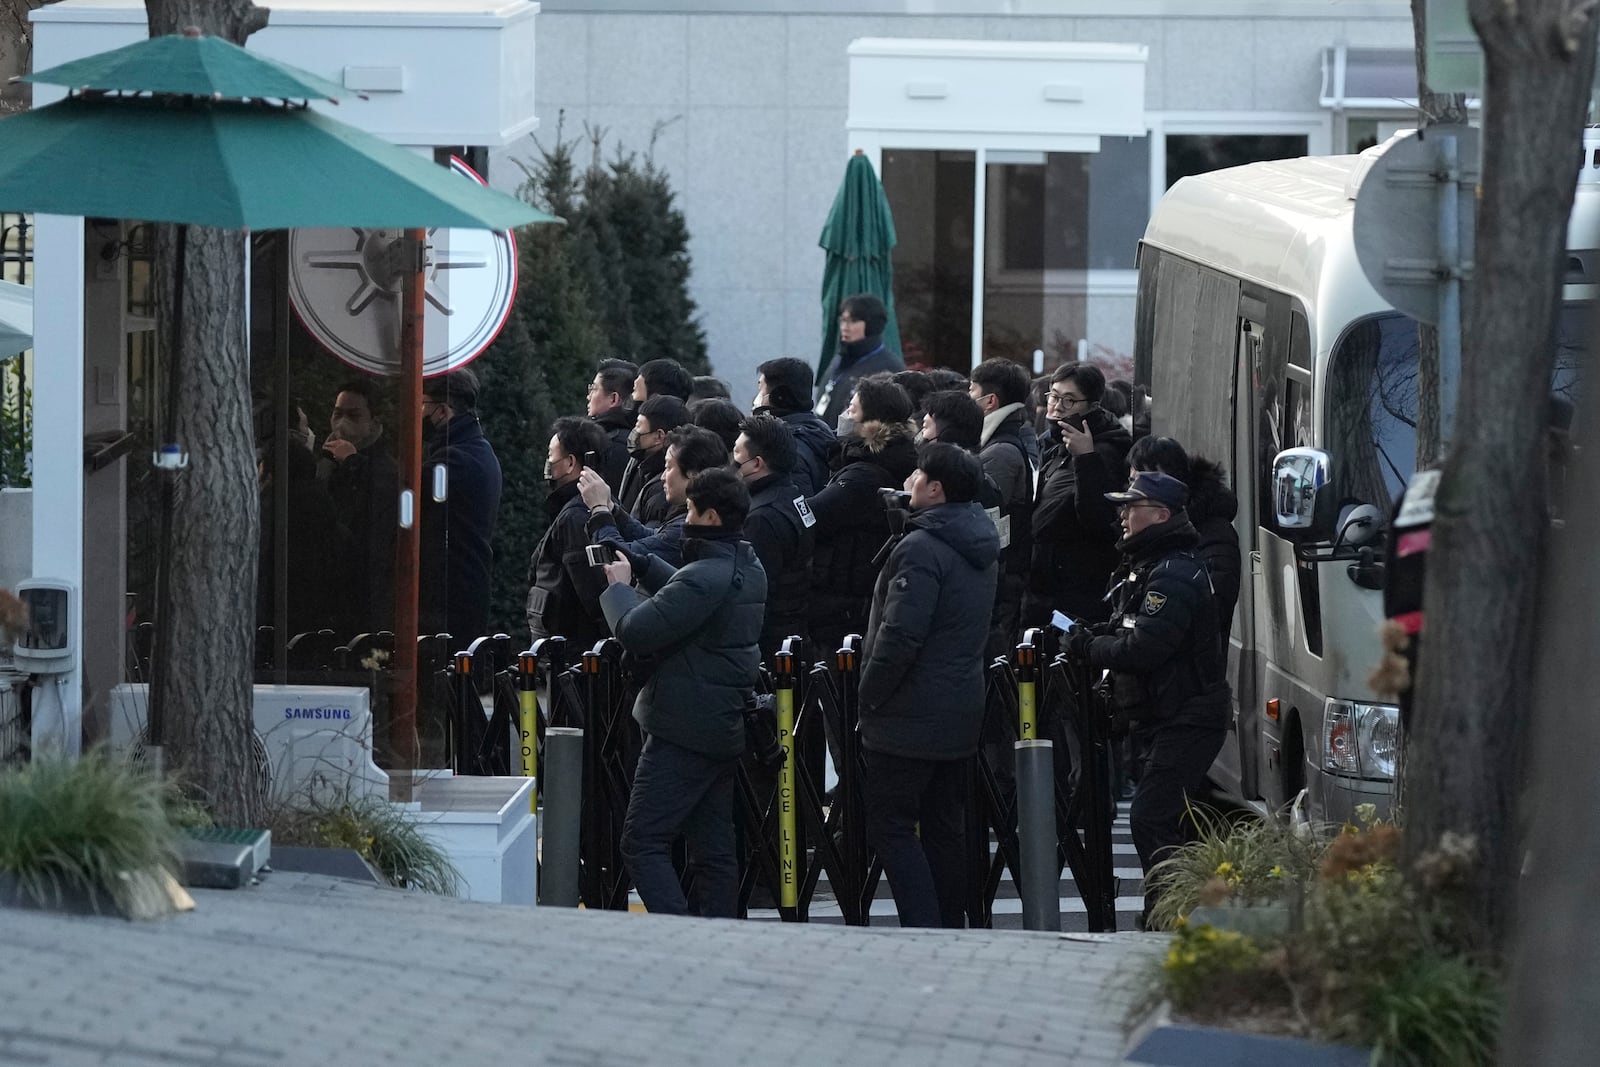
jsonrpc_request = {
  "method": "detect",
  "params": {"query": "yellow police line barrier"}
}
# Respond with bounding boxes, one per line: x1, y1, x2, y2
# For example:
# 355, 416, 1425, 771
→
517, 650, 540, 812
775, 640, 801, 910
1015, 630, 1040, 741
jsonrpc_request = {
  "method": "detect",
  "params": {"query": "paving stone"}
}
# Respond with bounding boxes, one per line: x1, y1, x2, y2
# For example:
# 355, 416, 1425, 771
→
0, 873, 1167, 1065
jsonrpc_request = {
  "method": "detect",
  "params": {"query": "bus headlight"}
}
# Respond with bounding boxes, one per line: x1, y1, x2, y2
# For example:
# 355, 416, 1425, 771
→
1322, 699, 1400, 780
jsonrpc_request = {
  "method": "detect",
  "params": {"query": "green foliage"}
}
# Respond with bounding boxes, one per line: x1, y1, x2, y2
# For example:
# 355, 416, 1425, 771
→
264, 792, 460, 896
0, 753, 178, 913
575, 139, 708, 374
0, 373, 30, 487
1364, 955, 1500, 1067
1144, 811, 1499, 1067
476, 122, 705, 637
1161, 920, 1273, 1012
1144, 804, 1325, 931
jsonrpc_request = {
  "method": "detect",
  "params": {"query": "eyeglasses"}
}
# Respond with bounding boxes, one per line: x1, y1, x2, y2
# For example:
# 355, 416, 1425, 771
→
1047, 391, 1088, 406
1117, 501, 1165, 513
586, 382, 602, 395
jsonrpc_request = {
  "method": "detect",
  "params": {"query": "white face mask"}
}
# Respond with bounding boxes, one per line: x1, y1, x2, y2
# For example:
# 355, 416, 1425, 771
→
835, 412, 855, 439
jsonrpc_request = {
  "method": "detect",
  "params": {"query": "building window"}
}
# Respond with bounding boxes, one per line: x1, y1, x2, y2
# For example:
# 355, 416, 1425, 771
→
1165, 134, 1309, 188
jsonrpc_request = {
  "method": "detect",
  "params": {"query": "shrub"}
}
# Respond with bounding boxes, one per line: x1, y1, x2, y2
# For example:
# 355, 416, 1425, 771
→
264, 792, 459, 896
1144, 803, 1325, 931
0, 754, 178, 914
1143, 812, 1499, 1067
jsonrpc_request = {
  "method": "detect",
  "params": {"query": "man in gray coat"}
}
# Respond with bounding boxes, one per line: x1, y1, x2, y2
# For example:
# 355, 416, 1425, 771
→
599, 468, 768, 918
859, 442, 1000, 928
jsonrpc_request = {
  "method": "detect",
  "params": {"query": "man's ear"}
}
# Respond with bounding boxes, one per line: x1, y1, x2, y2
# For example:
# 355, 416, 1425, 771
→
927, 478, 945, 502
699, 506, 724, 527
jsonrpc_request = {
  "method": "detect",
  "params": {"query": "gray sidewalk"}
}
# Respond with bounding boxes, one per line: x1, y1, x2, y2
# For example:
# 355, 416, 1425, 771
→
0, 873, 1166, 1066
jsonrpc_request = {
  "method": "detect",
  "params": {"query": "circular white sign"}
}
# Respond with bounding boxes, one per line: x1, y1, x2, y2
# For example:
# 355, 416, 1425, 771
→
287, 156, 518, 377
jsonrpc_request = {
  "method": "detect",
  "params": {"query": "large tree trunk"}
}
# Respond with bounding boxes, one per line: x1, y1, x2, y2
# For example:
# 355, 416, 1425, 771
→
1402, 0, 1598, 955
146, 0, 269, 825
1504, 314, 1600, 1061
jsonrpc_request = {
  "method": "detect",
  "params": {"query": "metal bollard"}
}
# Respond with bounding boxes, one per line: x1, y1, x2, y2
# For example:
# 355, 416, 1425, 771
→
541, 726, 584, 907
774, 639, 801, 910
1015, 738, 1061, 932
1016, 630, 1040, 741
517, 650, 540, 811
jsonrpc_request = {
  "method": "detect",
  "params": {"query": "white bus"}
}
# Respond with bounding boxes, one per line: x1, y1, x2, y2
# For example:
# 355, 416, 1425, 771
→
1134, 133, 1594, 823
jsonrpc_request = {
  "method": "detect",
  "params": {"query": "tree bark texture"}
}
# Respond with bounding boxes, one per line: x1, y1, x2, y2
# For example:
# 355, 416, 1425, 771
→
1505, 307, 1600, 1062
146, 0, 268, 824
1403, 0, 1599, 955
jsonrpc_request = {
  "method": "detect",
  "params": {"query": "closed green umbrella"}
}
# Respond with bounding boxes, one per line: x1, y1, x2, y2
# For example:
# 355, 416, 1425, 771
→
817, 151, 901, 378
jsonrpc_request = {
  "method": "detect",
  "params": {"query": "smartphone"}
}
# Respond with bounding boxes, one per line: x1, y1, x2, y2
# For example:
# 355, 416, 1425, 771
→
584, 544, 612, 567
1058, 413, 1086, 431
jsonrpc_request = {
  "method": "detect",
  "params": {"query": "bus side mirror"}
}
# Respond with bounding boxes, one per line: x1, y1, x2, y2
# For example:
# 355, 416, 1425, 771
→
1272, 447, 1336, 541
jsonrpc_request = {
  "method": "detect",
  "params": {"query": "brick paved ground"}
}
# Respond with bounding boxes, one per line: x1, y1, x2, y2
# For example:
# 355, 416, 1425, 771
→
0, 873, 1167, 1066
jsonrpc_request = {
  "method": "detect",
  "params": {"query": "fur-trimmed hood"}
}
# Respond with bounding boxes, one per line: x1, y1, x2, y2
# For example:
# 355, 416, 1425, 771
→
839, 419, 919, 483
1186, 456, 1238, 526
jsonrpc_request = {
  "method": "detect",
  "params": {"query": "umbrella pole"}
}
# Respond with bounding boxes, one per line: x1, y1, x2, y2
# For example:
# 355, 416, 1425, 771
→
147, 223, 189, 777
390, 228, 426, 801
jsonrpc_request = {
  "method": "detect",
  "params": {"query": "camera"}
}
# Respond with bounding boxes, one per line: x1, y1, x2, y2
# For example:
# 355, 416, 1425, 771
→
742, 693, 785, 769
878, 488, 911, 511
584, 543, 613, 568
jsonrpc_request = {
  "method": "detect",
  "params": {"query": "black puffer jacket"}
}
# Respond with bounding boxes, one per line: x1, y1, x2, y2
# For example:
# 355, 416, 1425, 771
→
618, 447, 669, 528
1187, 456, 1241, 650
592, 405, 633, 496
524, 482, 608, 650
1081, 515, 1230, 731
805, 420, 919, 644
743, 474, 815, 661
1023, 406, 1131, 625
774, 409, 838, 498
599, 528, 767, 760
859, 501, 1000, 761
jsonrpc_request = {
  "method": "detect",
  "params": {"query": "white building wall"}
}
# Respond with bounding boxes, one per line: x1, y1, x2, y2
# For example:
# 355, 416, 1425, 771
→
493, 4, 1414, 403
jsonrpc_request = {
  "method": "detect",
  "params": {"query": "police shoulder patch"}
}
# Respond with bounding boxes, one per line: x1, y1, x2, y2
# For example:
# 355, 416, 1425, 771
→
1142, 591, 1168, 615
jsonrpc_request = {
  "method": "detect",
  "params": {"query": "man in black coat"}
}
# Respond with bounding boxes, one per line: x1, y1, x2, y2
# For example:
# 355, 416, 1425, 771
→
859, 443, 1000, 928
599, 469, 767, 918
588, 358, 637, 496
1066, 471, 1230, 924
525, 416, 612, 649
618, 394, 687, 528
815, 294, 906, 430
753, 356, 836, 497
806, 375, 918, 660
968, 358, 1037, 660
317, 380, 399, 633
580, 425, 728, 571
1119, 436, 1242, 652
1023, 362, 1132, 627
419, 369, 502, 646
734, 413, 815, 661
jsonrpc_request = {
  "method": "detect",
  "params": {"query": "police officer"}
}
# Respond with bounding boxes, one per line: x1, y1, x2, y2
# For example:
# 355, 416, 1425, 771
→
1065, 470, 1230, 925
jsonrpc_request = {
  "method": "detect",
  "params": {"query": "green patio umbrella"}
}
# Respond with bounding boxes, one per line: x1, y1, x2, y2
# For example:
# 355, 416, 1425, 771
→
0, 95, 552, 231
24, 30, 350, 102
817, 151, 901, 378
0, 32, 558, 778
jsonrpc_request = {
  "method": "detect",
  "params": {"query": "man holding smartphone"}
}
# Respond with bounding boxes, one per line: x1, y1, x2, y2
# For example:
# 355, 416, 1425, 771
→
1021, 362, 1132, 629
600, 468, 767, 918
525, 416, 612, 649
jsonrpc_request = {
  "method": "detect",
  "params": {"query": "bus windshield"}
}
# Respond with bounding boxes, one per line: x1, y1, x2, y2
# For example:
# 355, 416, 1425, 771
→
1326, 306, 1588, 514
